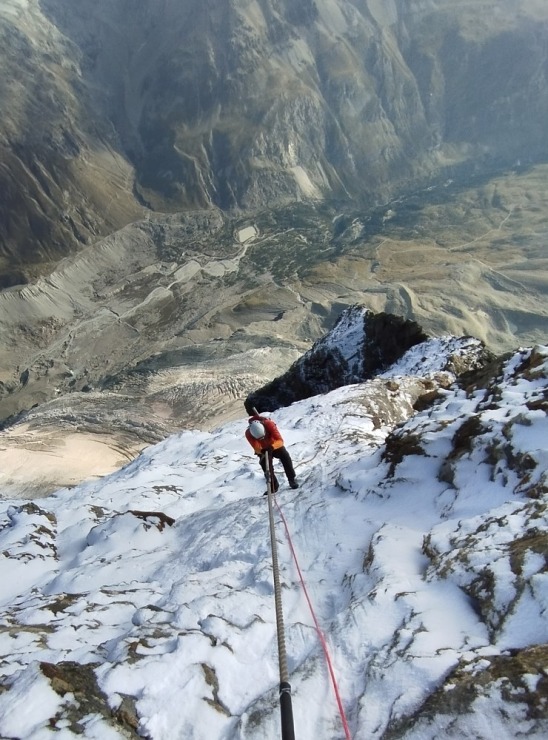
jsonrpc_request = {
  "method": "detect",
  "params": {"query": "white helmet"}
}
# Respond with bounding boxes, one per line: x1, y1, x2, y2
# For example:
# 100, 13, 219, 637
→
249, 420, 266, 439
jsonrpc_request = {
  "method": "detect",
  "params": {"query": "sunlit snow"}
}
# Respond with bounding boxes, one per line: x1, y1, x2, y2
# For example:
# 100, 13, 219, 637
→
0, 342, 547, 738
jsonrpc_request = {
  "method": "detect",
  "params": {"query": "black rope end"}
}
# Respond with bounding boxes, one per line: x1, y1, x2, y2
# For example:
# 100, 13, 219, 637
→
279, 681, 292, 697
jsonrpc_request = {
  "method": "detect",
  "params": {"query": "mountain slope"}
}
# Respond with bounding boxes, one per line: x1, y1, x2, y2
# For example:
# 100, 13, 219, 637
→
245, 306, 494, 412
1, 0, 547, 478
2, 0, 548, 281
0, 332, 546, 738
0, 0, 144, 285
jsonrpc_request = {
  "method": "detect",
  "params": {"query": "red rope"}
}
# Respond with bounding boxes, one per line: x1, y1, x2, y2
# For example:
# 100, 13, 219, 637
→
274, 494, 352, 740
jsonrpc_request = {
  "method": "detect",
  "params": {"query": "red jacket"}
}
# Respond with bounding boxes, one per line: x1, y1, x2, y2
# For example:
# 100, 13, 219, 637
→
245, 415, 284, 454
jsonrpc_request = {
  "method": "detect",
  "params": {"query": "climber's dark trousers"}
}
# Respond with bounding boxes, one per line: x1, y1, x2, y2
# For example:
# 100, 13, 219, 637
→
259, 447, 296, 491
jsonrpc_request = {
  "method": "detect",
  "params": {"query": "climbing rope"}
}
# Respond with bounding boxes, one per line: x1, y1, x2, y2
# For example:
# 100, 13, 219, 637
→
265, 451, 296, 740
273, 492, 352, 740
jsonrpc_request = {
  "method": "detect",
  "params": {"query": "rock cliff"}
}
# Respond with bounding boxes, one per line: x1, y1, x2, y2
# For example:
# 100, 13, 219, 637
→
245, 306, 494, 413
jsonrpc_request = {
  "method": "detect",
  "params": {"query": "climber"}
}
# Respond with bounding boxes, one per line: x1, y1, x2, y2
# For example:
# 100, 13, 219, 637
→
245, 414, 299, 493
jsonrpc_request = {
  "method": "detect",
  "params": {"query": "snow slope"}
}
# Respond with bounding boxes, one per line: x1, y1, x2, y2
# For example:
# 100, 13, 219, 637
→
0, 340, 547, 739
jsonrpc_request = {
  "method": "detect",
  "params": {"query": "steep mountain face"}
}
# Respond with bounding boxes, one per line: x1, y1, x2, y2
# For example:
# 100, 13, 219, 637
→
245, 306, 494, 412
2, 0, 548, 282
0, 1, 144, 286
0, 332, 546, 738
1, 0, 547, 500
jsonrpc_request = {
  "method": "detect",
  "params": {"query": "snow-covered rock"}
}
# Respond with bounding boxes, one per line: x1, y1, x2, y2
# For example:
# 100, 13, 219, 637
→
0, 341, 546, 738
245, 306, 495, 413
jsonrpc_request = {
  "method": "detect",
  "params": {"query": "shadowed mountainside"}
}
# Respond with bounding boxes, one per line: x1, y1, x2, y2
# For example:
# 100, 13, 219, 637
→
2, 0, 548, 283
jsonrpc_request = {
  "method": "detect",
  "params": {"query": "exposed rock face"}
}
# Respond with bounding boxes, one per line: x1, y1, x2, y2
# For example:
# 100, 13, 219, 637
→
361, 312, 428, 376
40, 662, 141, 737
385, 646, 548, 738
245, 306, 492, 412
2, 0, 548, 282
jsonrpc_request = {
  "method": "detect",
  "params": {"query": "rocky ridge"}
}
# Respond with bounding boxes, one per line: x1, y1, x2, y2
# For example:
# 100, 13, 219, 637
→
245, 306, 494, 412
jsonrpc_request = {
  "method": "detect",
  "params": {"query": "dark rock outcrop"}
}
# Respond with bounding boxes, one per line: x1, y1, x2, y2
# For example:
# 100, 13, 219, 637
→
40, 662, 142, 737
245, 308, 429, 413
384, 646, 548, 738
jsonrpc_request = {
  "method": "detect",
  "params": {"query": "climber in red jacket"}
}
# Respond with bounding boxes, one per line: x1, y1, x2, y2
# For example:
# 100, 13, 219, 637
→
245, 414, 299, 493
